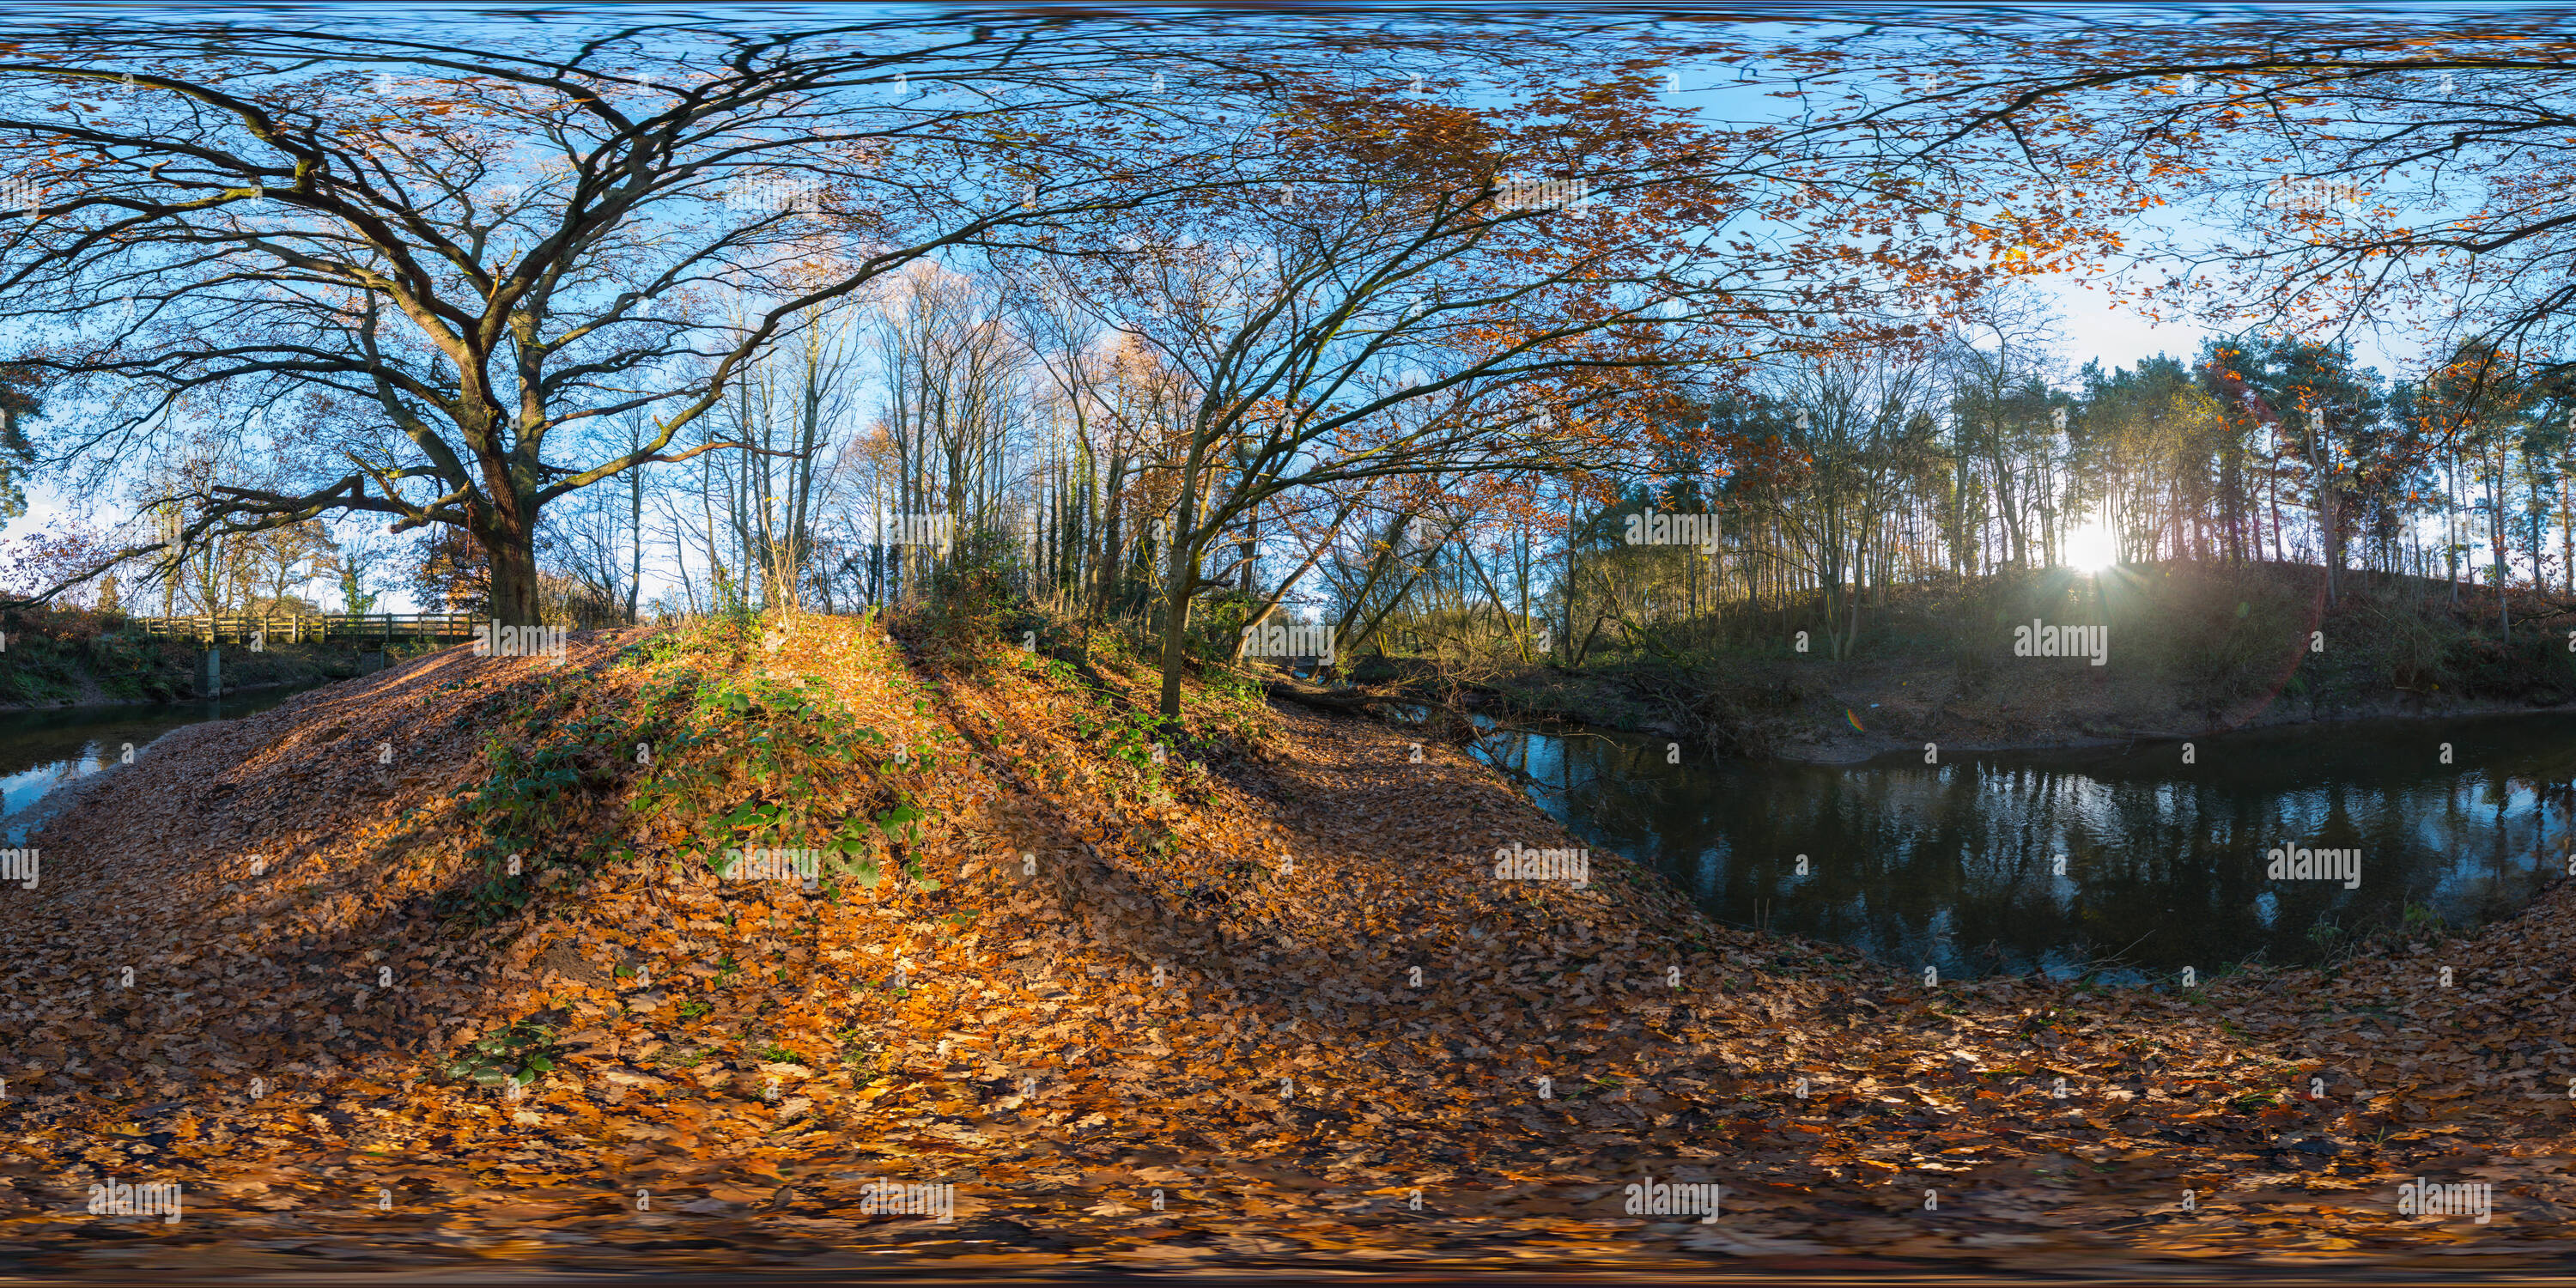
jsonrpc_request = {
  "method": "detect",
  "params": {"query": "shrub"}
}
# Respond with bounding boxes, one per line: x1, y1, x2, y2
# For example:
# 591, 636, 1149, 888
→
924, 526, 1024, 653
1188, 587, 1262, 661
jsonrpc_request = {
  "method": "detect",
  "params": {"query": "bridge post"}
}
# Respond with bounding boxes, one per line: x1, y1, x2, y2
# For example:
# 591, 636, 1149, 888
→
195, 647, 221, 699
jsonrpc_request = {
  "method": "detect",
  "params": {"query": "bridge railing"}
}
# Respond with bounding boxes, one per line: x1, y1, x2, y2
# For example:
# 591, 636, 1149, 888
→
126, 613, 486, 645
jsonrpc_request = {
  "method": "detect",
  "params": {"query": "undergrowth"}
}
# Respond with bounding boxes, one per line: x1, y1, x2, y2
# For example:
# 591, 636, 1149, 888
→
435, 614, 946, 925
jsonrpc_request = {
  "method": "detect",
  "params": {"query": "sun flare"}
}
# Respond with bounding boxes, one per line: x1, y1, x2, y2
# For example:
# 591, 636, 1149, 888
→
2065, 523, 2118, 573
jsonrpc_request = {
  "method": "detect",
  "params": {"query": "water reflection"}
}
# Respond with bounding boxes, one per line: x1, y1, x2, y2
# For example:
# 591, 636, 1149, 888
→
0, 684, 326, 845
1471, 715, 2574, 981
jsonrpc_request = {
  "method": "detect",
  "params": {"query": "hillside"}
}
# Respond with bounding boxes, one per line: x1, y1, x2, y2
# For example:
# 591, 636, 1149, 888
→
3, 611, 2572, 1275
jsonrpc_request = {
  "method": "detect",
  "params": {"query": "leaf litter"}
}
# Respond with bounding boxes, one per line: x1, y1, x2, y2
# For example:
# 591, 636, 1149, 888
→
2, 611, 2572, 1275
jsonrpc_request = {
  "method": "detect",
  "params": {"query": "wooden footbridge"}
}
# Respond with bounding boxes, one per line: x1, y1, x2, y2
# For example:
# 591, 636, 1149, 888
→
128, 613, 484, 646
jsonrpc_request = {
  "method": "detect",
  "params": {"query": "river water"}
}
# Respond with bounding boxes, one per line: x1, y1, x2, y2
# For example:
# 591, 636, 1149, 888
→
1469, 715, 2576, 981
0, 684, 326, 846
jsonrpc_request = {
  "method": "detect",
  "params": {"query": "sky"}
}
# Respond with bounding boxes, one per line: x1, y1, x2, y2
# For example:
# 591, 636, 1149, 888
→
2032, 273, 2203, 378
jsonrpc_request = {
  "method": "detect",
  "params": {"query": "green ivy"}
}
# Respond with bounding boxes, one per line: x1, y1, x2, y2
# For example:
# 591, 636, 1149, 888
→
440, 1016, 565, 1090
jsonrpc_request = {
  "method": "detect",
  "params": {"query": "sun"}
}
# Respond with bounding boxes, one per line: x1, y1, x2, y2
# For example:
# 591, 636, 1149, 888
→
2064, 522, 2118, 574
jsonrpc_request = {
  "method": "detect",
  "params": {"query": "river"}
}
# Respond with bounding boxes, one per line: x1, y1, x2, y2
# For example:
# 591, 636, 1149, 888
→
0, 683, 327, 846
1469, 714, 2576, 981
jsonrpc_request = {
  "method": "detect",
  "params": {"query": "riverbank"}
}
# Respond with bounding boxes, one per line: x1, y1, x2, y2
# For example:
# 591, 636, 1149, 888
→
3, 611, 2572, 1273
1463, 561, 2576, 763
1, 673, 337, 714
0, 681, 338, 848
0, 607, 442, 709
1654, 686, 2576, 767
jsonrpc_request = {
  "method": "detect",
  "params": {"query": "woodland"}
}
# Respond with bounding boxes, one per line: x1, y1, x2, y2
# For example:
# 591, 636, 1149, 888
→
2, 13, 2573, 715
1, 8, 2574, 1278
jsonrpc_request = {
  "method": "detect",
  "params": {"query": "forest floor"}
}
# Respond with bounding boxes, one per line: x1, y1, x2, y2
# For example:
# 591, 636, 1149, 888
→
1477, 562, 2576, 762
3, 611, 2573, 1279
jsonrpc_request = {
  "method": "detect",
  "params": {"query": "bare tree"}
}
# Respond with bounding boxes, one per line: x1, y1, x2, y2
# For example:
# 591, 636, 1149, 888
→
0, 19, 1304, 620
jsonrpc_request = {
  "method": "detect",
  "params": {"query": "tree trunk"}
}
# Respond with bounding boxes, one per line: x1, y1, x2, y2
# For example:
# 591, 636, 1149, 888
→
626, 453, 644, 623
2300, 410, 2340, 604
2560, 462, 2572, 596
626, 474, 641, 623
2447, 450, 2463, 606
1155, 450, 1210, 718
486, 524, 543, 626
1156, 550, 1198, 717
2488, 459, 2512, 639
1563, 505, 1578, 665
